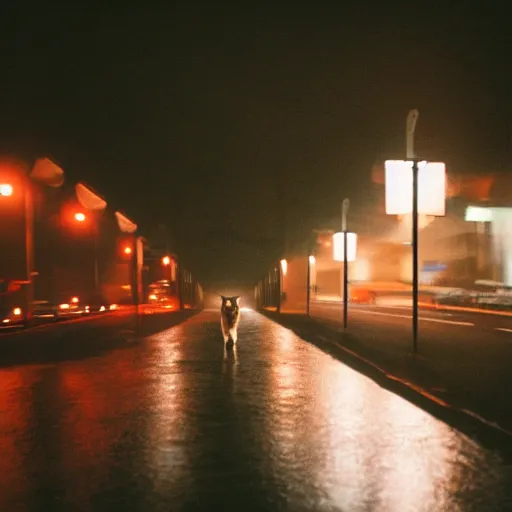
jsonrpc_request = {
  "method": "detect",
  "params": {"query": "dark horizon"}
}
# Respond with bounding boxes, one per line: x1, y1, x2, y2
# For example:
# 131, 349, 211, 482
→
1, 3, 510, 288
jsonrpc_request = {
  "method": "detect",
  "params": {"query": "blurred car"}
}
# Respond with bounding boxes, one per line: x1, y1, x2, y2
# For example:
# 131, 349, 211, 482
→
0, 305, 25, 328
148, 292, 180, 309
32, 300, 59, 321
432, 289, 473, 306
84, 293, 111, 314
56, 296, 88, 318
349, 287, 377, 304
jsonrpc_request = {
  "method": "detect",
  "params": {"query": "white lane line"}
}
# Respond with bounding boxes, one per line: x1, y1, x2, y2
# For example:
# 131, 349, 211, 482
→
354, 308, 474, 327
495, 327, 512, 333
355, 304, 454, 317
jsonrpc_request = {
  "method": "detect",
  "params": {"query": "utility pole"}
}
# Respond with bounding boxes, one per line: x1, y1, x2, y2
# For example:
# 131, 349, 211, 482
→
342, 198, 349, 329
407, 109, 420, 354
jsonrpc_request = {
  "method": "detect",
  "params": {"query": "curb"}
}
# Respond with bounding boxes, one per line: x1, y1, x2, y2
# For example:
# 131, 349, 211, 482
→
0, 306, 185, 340
326, 333, 512, 438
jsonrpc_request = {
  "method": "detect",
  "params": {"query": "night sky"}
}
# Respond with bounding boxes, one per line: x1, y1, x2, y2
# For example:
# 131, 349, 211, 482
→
1, 2, 510, 288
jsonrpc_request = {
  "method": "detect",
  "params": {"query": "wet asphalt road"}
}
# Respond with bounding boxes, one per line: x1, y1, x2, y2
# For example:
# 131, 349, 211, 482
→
1, 309, 512, 511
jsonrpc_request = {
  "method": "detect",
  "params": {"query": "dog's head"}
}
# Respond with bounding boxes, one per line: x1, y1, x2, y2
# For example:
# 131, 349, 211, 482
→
220, 295, 240, 313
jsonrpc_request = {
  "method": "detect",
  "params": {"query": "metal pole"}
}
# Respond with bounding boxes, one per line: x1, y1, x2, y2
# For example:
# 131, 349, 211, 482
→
407, 109, 420, 353
93, 223, 100, 294
24, 181, 34, 325
342, 198, 350, 329
412, 160, 419, 353
276, 263, 281, 314
177, 260, 183, 310
135, 236, 144, 334
306, 255, 311, 317
406, 109, 419, 159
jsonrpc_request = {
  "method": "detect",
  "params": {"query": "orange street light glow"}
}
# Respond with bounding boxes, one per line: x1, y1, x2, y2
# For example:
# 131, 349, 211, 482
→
0, 184, 13, 197
162, 256, 171, 266
123, 246, 132, 255
75, 212, 86, 222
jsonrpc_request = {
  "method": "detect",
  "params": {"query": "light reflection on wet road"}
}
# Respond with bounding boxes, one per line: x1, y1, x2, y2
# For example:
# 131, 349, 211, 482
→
1, 309, 511, 511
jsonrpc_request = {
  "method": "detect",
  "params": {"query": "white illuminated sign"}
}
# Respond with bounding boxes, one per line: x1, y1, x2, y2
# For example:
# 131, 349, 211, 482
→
465, 206, 493, 222
333, 232, 357, 262
385, 160, 446, 216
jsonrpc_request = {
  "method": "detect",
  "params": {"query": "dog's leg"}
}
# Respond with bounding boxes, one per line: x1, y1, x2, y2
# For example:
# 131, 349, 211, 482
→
221, 316, 229, 342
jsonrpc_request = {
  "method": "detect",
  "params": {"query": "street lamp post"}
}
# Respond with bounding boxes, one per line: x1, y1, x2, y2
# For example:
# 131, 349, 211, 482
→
1, 175, 37, 325
385, 110, 446, 354
75, 183, 108, 298
176, 258, 183, 310
407, 109, 420, 353
306, 255, 311, 317
73, 211, 101, 294
411, 159, 420, 352
93, 222, 100, 295
161, 255, 173, 298
24, 179, 35, 323
342, 198, 350, 329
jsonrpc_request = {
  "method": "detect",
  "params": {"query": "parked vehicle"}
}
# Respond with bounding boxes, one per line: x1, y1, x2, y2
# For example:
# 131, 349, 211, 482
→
32, 300, 59, 321
0, 304, 25, 328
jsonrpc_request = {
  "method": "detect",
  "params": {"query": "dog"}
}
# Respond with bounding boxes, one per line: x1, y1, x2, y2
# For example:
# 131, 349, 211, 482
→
220, 295, 240, 349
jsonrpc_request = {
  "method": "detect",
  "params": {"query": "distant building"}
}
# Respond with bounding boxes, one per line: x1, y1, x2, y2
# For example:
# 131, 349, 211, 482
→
309, 169, 512, 295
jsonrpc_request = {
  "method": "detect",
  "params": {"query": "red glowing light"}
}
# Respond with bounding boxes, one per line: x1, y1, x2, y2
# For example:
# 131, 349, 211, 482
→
0, 184, 13, 197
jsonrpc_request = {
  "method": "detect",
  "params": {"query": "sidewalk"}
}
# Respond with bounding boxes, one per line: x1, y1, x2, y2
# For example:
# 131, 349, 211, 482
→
261, 308, 512, 452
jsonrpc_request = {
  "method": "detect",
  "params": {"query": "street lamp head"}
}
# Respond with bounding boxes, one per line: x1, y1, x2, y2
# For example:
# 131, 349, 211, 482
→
123, 246, 132, 255
74, 212, 86, 222
0, 184, 13, 197
162, 255, 171, 266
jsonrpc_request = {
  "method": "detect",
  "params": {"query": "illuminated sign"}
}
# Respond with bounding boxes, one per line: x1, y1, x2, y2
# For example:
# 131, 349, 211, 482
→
333, 232, 357, 262
385, 160, 446, 216
465, 206, 493, 222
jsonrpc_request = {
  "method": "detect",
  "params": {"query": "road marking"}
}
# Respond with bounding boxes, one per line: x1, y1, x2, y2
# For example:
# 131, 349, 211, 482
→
354, 309, 474, 327
356, 304, 454, 317
495, 327, 512, 333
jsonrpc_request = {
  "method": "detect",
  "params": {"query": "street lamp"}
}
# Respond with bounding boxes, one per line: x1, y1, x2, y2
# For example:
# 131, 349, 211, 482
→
123, 246, 132, 256
162, 255, 171, 266
75, 182, 108, 296
385, 110, 446, 353
307, 254, 317, 317
333, 201, 357, 330
0, 184, 13, 197
1, 157, 64, 326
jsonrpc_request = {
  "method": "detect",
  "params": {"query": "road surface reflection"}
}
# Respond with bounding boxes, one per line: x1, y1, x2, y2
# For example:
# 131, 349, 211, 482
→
0, 309, 511, 511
